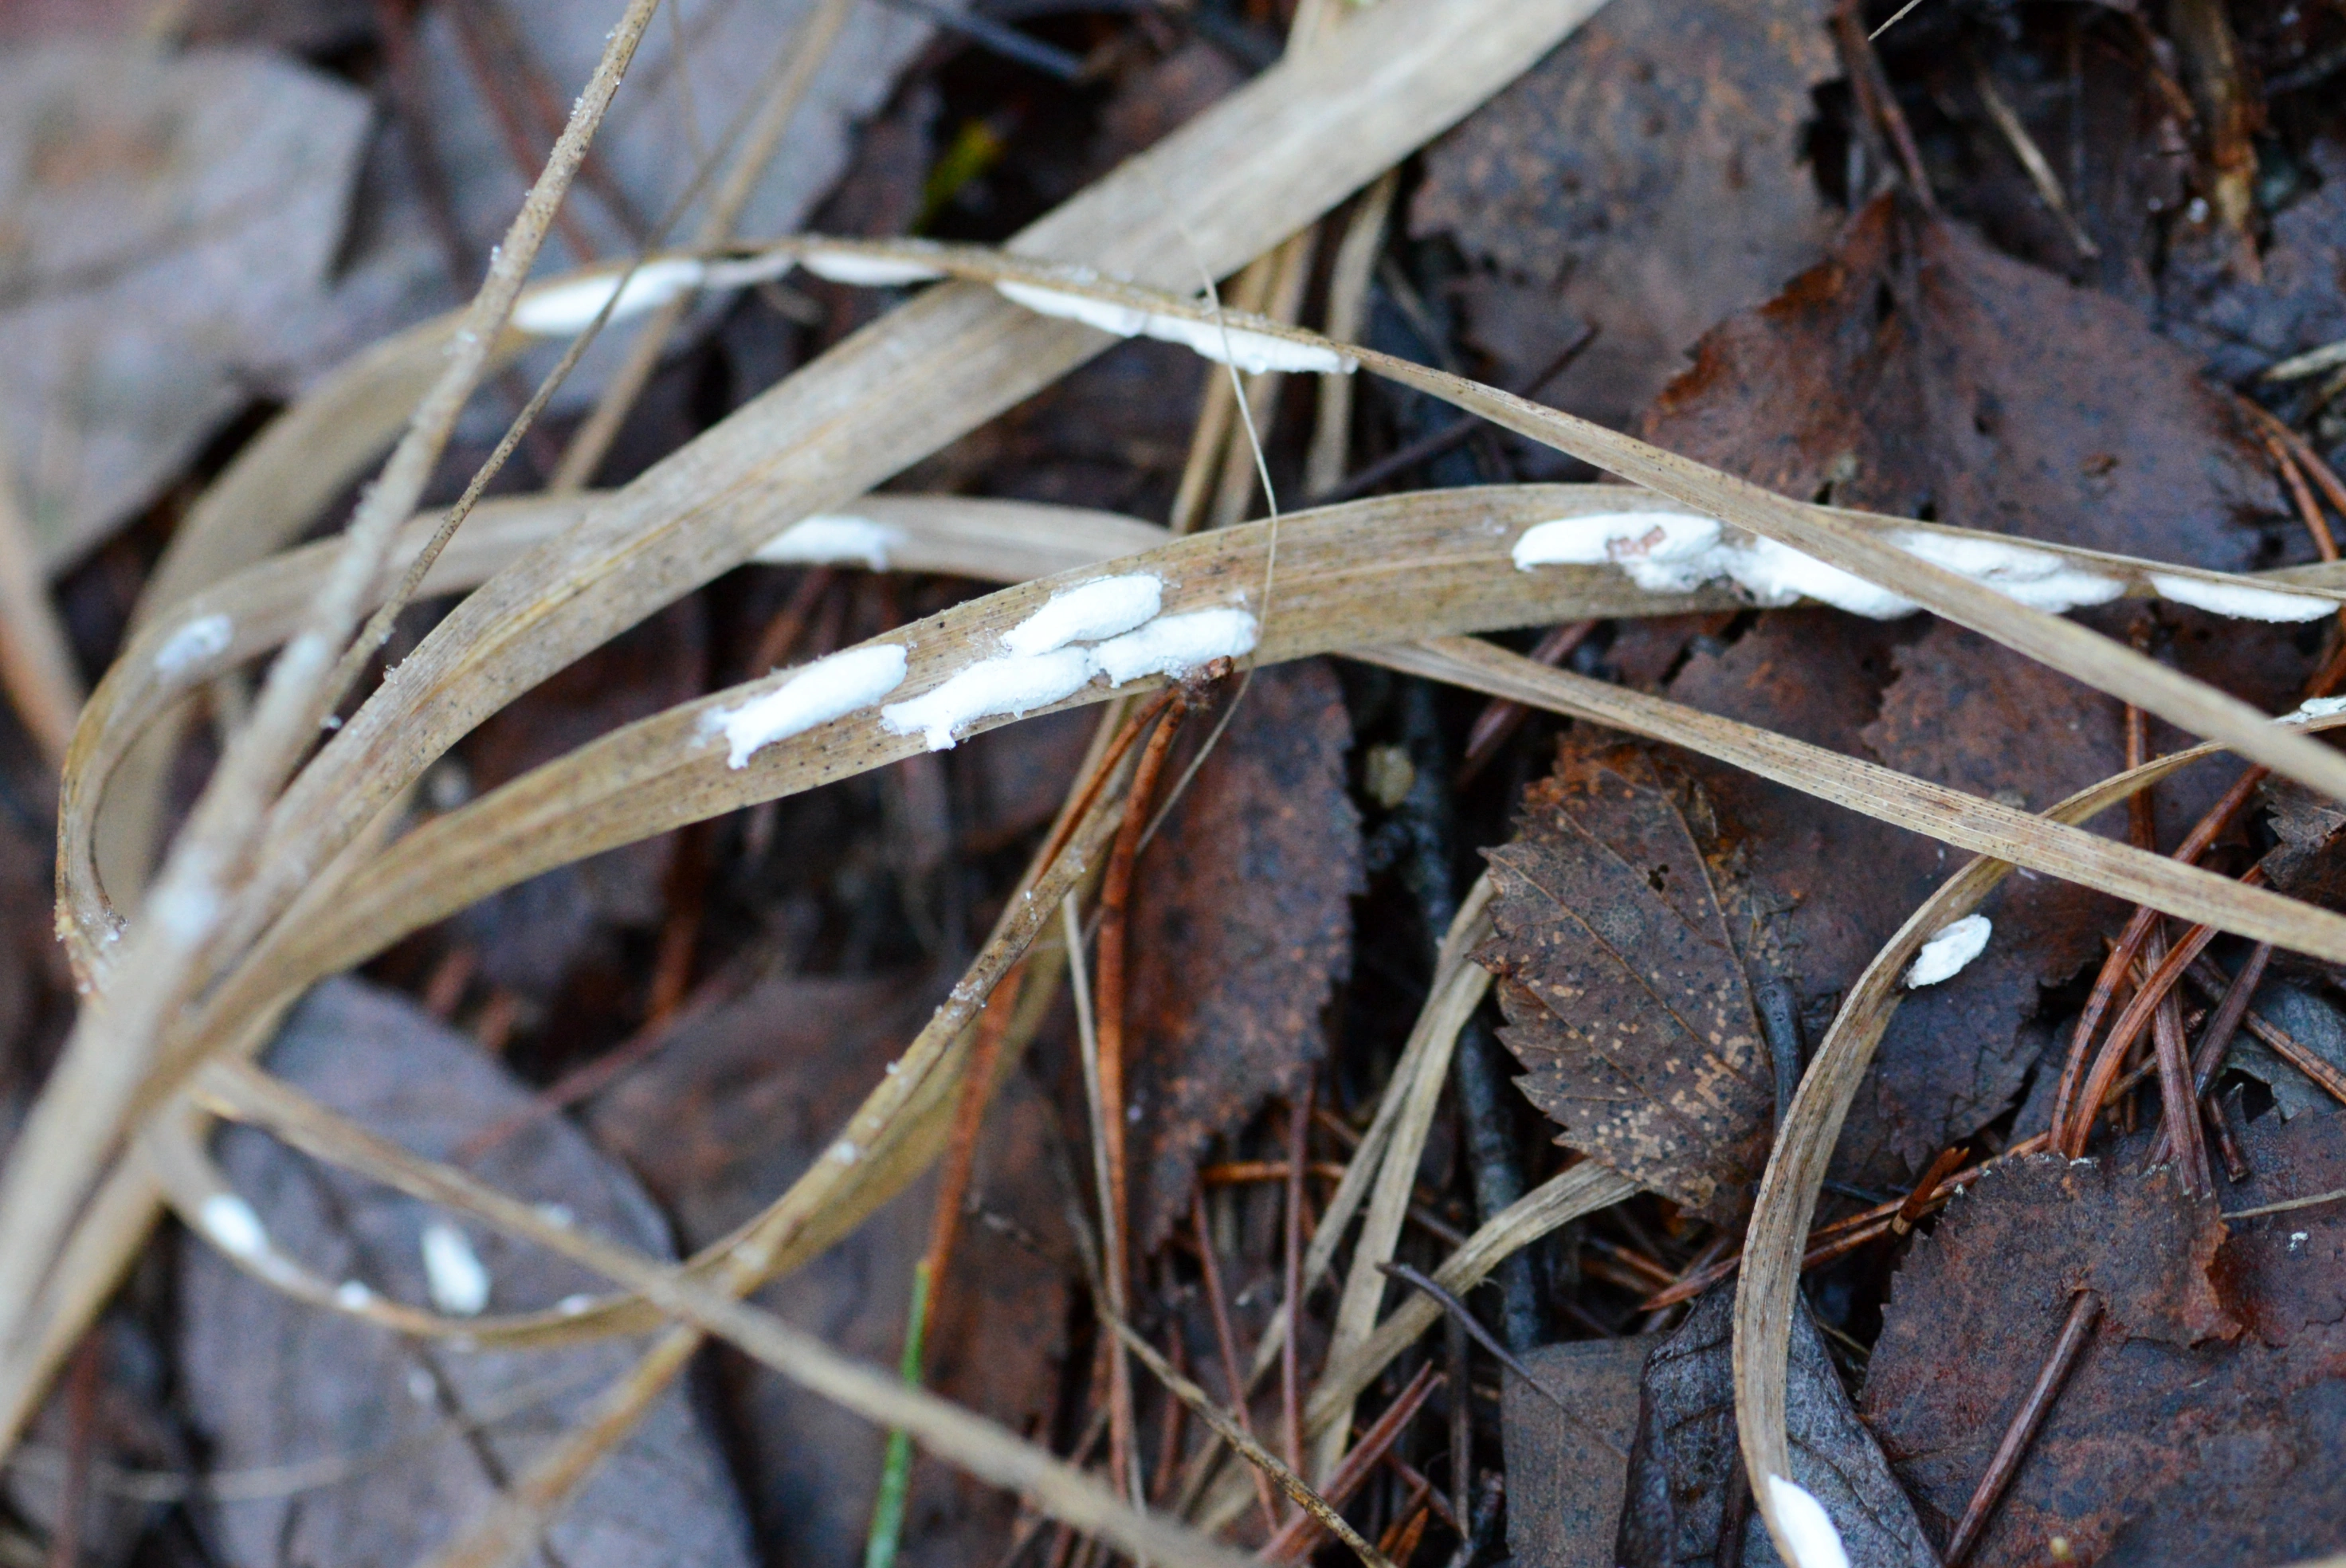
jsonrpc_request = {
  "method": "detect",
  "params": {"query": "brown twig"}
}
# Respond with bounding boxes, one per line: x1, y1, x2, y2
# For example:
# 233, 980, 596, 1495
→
2046, 763, 2266, 1137
2062, 881, 2251, 1164
42, 1334, 100, 1568
1260, 1363, 1442, 1562
1833, 0, 1935, 209
2184, 957, 2346, 1110
1944, 1290, 2101, 1568
923, 973, 1026, 1320
1191, 1190, 1281, 1533
1093, 691, 1190, 1500
1376, 1262, 1626, 1460
1889, 1146, 1967, 1236
1281, 1084, 1314, 1493
1454, 620, 1596, 786
1106, 1316, 1394, 1568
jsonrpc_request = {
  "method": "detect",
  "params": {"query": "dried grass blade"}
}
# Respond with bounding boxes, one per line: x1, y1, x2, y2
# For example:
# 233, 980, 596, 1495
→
186, 1060, 1257, 1568
1728, 711, 2346, 1566
1373, 637, 2346, 960
0, 0, 666, 1374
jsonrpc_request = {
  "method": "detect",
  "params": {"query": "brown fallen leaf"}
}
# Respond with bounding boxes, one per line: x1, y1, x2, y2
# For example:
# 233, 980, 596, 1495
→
1858, 1139, 2346, 1567
1622, 186, 2317, 1183
2258, 776, 2346, 911
1639, 194, 2287, 573
1480, 739, 1775, 1224
1120, 659, 1363, 1252
1618, 1287, 1937, 1568
1410, 0, 1837, 436
178, 978, 756, 1568
2163, 138, 2346, 384
1500, 1335, 1650, 1568
586, 968, 1078, 1568
0, 42, 371, 570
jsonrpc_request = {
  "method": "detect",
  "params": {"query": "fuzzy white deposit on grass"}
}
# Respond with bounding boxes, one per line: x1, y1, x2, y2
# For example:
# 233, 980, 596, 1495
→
198, 1193, 269, 1259
1511, 513, 1918, 617
2285, 695, 2346, 724
153, 612, 233, 677
798, 249, 947, 286
420, 1221, 491, 1316
751, 515, 904, 570
882, 647, 1094, 752
512, 258, 705, 335
2149, 572, 2337, 622
1765, 1477, 1850, 1568
1510, 512, 1724, 590
1091, 607, 1258, 684
994, 280, 1355, 375
334, 1280, 375, 1309
1731, 537, 1919, 618
1004, 574, 1163, 655
1895, 530, 2124, 612
1906, 914, 1992, 987
707, 645, 908, 769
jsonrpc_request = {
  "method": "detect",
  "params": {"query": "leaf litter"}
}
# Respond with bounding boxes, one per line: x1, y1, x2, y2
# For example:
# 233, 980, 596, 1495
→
9, 0, 2346, 1566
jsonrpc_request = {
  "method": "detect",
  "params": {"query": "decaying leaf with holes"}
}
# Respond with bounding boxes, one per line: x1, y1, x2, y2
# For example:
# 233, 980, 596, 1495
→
1479, 741, 1775, 1223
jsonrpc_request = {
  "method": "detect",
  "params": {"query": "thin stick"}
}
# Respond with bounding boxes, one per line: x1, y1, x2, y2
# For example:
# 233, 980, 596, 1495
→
1261, 1364, 1442, 1562
551, 0, 857, 491
1093, 692, 1188, 1502
1943, 1291, 2101, 1568
1375, 1263, 1625, 1460
1106, 1318, 1392, 1568
1191, 1190, 1279, 1533
1970, 50, 2097, 258
0, 0, 666, 1377
1281, 1084, 1312, 1492
2046, 763, 2266, 1136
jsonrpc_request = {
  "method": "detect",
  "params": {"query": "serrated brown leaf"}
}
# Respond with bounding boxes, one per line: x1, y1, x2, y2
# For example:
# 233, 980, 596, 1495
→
1481, 741, 1773, 1223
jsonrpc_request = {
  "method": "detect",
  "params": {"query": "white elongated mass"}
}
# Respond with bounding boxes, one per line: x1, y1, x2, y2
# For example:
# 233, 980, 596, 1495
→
1090, 607, 1258, 684
1003, 574, 1163, 655
1893, 530, 2124, 611
154, 612, 233, 676
995, 281, 1355, 374
753, 515, 904, 570
2285, 695, 2346, 724
1765, 1477, 1852, 1568
420, 1221, 491, 1316
1510, 512, 1724, 590
2149, 572, 2336, 622
198, 1193, 269, 1259
883, 648, 1094, 751
708, 645, 909, 769
1729, 537, 1920, 619
1512, 513, 1918, 617
1906, 913, 1992, 987
512, 258, 705, 335
798, 249, 947, 286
